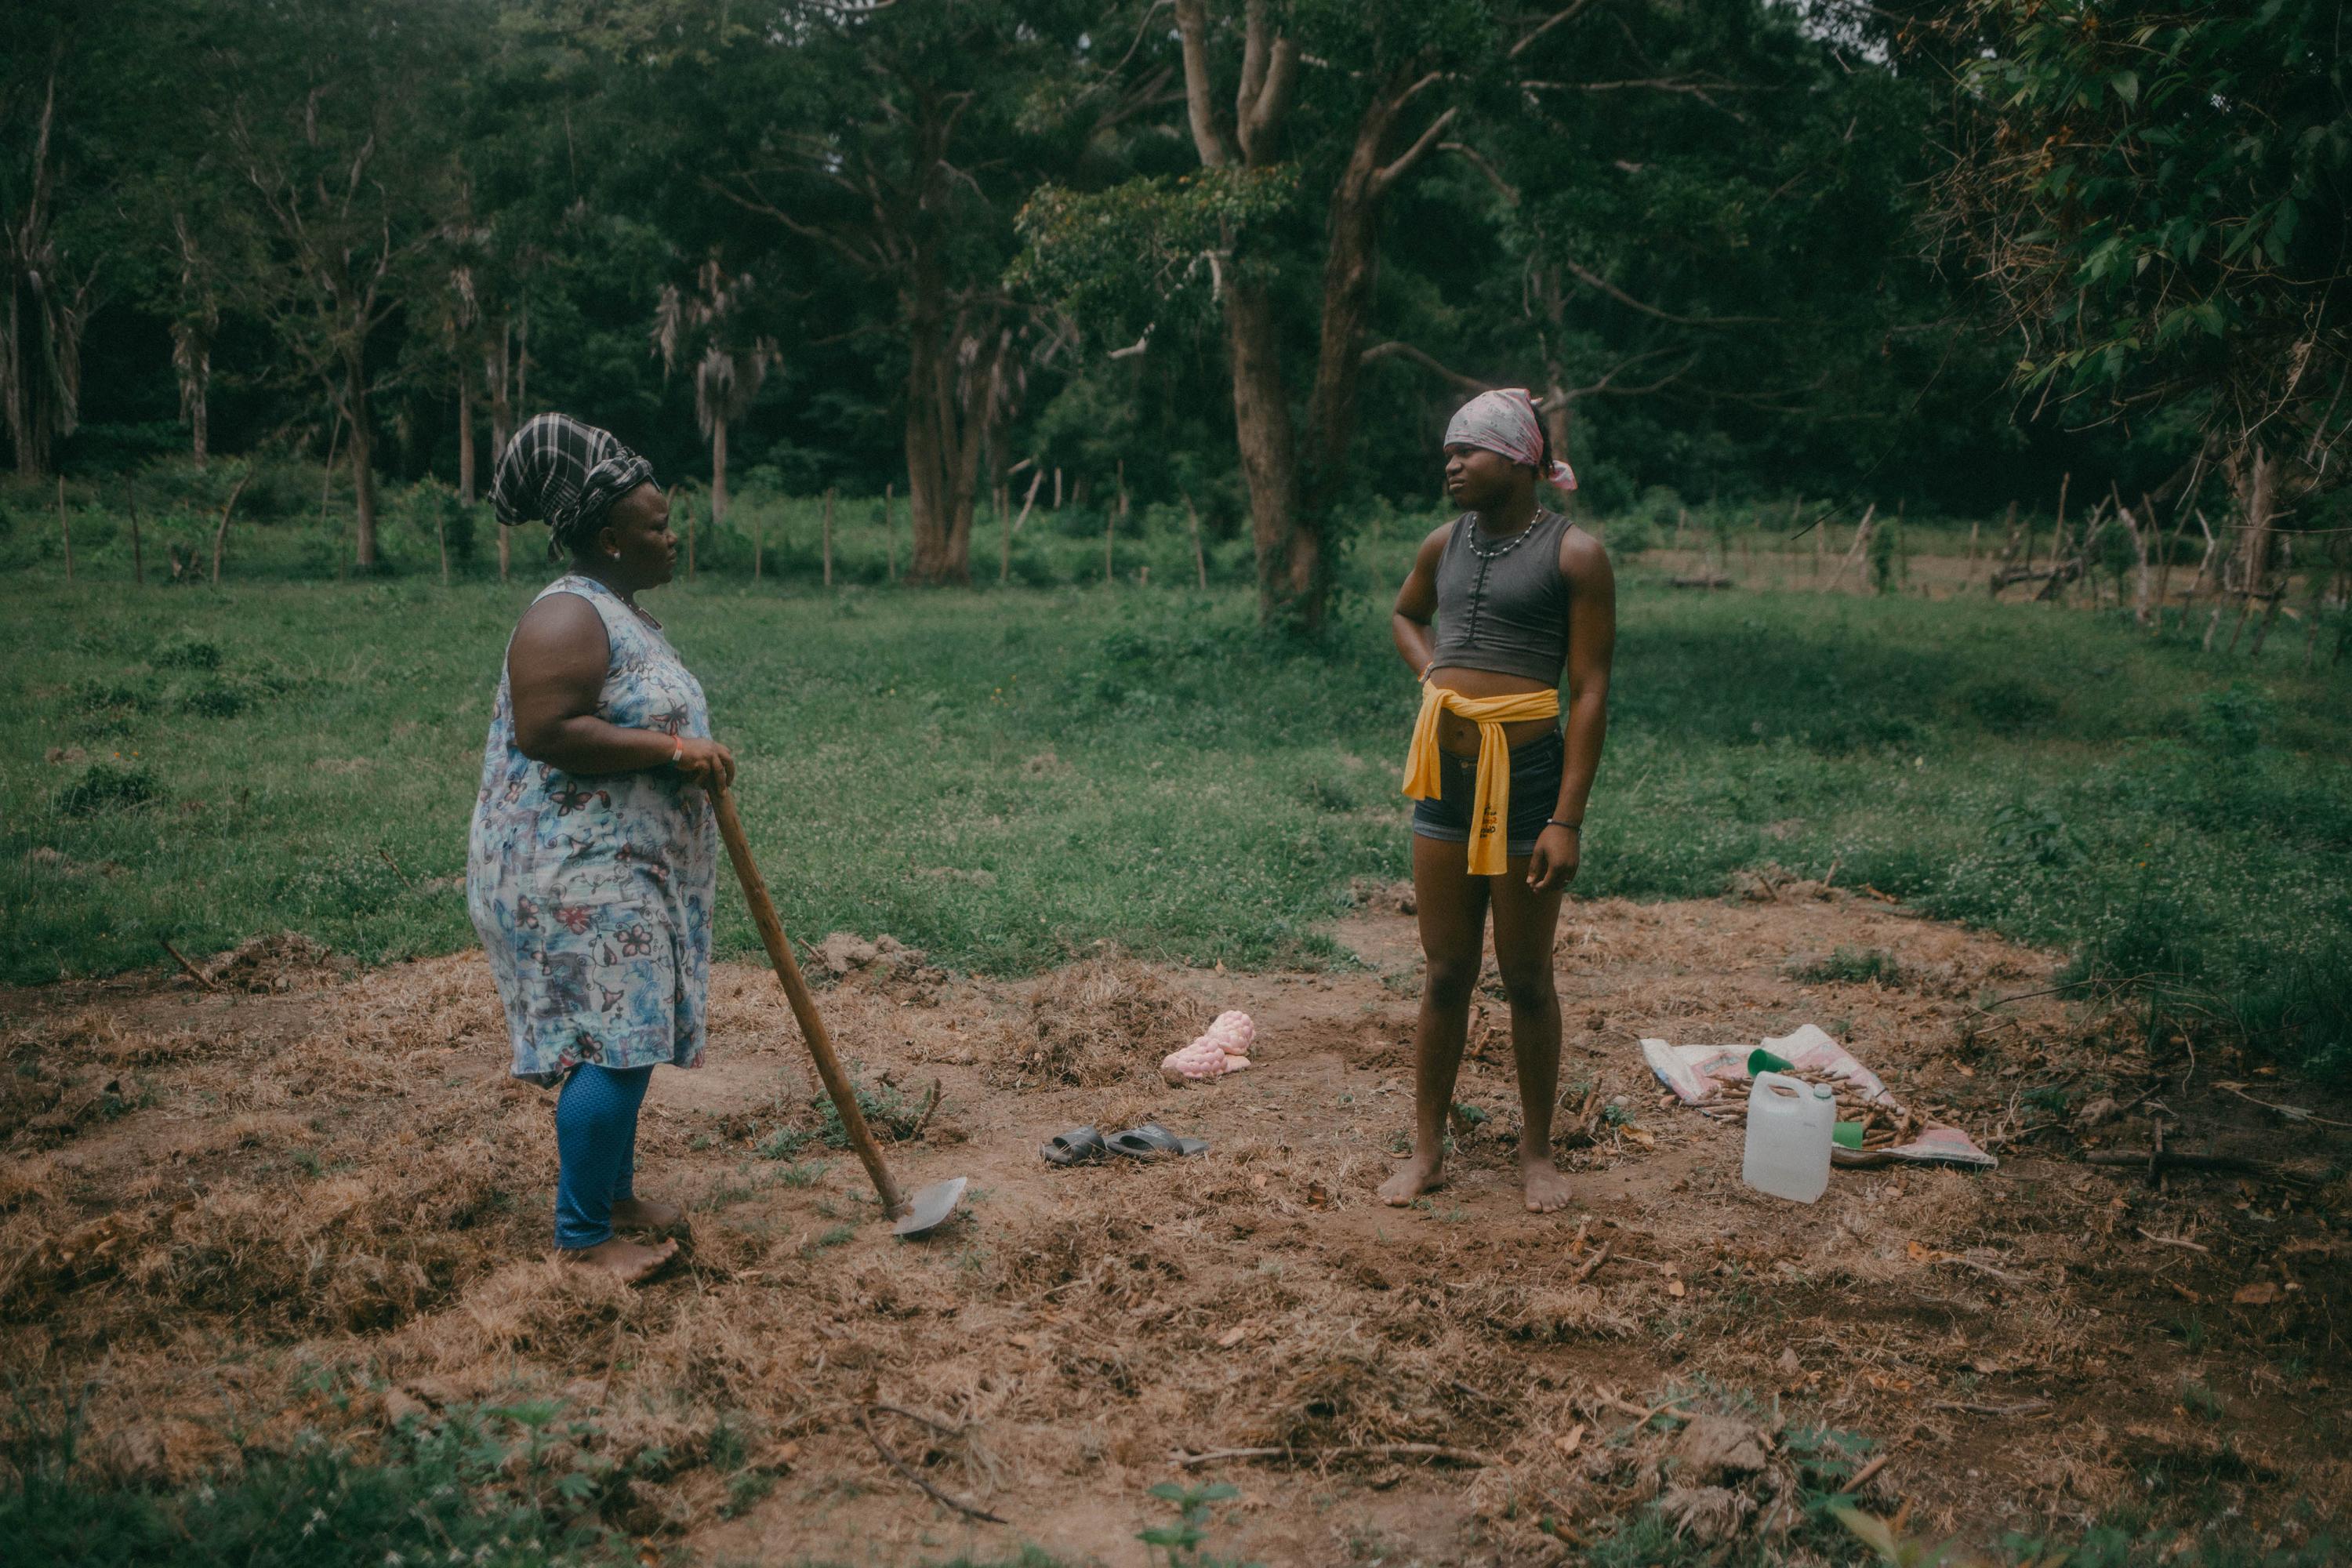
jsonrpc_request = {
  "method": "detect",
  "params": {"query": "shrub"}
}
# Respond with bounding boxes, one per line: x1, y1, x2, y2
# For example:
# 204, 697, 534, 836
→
0, 1396, 644, 1568
1957, 676, 2058, 733
2194, 680, 2274, 753
52, 764, 163, 817
151, 636, 223, 670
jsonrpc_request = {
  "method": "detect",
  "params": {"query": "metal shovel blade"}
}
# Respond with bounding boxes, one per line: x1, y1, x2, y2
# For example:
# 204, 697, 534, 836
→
891, 1176, 968, 1238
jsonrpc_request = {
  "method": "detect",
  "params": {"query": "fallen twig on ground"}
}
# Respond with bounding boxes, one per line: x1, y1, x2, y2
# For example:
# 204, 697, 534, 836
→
1178, 1443, 1492, 1469
2213, 1081, 2352, 1130
2085, 1149, 2313, 1180
162, 939, 219, 991
1573, 1241, 1613, 1283
2136, 1227, 2211, 1254
1928, 1399, 2051, 1417
1840, 1453, 1893, 1494
855, 1406, 1006, 1525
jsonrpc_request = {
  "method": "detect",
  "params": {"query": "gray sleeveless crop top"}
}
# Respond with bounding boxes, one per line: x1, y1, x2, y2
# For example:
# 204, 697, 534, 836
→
1429, 510, 1573, 684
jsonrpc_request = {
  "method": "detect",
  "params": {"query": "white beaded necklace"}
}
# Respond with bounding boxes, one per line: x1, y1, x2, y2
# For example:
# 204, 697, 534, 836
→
1465, 510, 1548, 561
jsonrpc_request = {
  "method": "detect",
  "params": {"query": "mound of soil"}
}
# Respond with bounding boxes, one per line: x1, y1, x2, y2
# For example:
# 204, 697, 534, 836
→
988, 950, 1210, 1088
200, 931, 339, 993
3, 890, 2347, 1562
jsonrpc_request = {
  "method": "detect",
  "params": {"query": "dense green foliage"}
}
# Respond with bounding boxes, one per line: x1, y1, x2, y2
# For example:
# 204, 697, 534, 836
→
1933, 0, 2349, 450
4, 0, 2205, 560
0, 1392, 644, 1567
7, 544, 2347, 1069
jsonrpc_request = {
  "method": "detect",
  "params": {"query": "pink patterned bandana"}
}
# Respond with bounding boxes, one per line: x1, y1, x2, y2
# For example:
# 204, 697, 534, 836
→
1443, 389, 1577, 491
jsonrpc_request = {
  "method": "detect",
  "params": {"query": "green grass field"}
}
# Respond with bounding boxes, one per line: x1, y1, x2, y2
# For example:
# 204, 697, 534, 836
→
7, 543, 2350, 1069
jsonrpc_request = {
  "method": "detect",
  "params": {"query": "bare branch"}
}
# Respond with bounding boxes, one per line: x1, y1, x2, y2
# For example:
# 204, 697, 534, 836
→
1440, 141, 1518, 205
1239, 37, 1298, 162
1510, 0, 1596, 58
1362, 340, 1496, 394
1373, 107, 1460, 198
1563, 259, 1778, 327
1172, 0, 1235, 167
1236, 0, 1271, 131
1559, 347, 1696, 401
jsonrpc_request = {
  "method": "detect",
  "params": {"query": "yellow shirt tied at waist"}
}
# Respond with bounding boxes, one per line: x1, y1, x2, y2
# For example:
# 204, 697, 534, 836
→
1401, 684, 1563, 875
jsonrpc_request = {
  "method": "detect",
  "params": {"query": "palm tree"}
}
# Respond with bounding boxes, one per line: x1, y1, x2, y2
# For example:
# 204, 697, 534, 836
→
652, 260, 776, 524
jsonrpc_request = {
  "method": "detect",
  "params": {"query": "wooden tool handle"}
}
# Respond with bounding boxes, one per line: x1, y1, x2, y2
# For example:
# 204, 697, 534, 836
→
712, 785, 907, 1218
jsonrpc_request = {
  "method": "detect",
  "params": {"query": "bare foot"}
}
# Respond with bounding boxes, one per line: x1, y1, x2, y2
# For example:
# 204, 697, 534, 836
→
558, 1235, 677, 1284
1521, 1155, 1576, 1214
1377, 1149, 1446, 1207
610, 1196, 684, 1233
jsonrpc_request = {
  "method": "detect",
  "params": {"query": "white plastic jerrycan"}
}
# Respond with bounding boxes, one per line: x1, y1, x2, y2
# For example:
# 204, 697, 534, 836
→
1742, 1072, 1835, 1203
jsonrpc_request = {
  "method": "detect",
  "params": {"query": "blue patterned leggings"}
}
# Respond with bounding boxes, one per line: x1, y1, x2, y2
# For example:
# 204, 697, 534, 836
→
554, 1063, 652, 1250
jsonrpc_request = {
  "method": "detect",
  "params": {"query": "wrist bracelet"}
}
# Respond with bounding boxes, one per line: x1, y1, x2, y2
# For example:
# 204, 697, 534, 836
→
668, 740, 684, 768
1545, 818, 1581, 834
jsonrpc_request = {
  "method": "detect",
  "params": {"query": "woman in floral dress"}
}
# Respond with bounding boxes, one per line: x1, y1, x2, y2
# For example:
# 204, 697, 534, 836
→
469, 414, 735, 1283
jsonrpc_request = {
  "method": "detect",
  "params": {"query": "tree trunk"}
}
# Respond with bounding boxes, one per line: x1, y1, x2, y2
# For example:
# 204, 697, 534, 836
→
2, 71, 85, 480
191, 361, 208, 469
456, 368, 476, 504
2227, 442, 2278, 655
710, 419, 729, 525
2122, 496, 2153, 626
899, 250, 1000, 586
1220, 276, 1305, 624
173, 322, 212, 470
485, 339, 515, 580
1301, 89, 1398, 523
346, 374, 379, 570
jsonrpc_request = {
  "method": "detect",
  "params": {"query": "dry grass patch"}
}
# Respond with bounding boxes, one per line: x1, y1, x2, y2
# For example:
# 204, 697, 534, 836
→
986, 950, 1208, 1087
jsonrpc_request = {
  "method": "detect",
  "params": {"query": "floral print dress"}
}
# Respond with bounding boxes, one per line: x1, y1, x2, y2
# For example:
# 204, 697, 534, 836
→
467, 575, 715, 1087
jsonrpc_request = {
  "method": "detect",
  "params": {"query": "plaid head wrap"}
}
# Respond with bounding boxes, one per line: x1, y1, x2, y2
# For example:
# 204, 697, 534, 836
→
491, 413, 657, 560
1443, 389, 1577, 492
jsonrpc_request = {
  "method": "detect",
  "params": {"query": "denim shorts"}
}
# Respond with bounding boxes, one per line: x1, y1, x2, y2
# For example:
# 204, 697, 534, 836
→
1410, 728, 1565, 862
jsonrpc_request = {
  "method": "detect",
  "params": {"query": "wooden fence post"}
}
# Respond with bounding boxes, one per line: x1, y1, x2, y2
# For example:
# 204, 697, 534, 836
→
1185, 493, 1207, 590
1823, 505, 1875, 593
1004, 470, 1041, 584
210, 469, 250, 586
2154, 496, 2194, 635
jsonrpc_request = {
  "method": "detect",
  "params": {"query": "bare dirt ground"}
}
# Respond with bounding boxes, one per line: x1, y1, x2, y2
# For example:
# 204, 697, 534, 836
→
5, 888, 2349, 1565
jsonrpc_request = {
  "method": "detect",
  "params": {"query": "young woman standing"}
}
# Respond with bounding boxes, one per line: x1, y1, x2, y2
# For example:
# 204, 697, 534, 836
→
1380, 390, 1616, 1214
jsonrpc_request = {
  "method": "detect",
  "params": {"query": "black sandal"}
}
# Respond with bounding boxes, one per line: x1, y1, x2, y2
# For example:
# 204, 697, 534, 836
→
1040, 1126, 1109, 1167
1106, 1123, 1210, 1160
